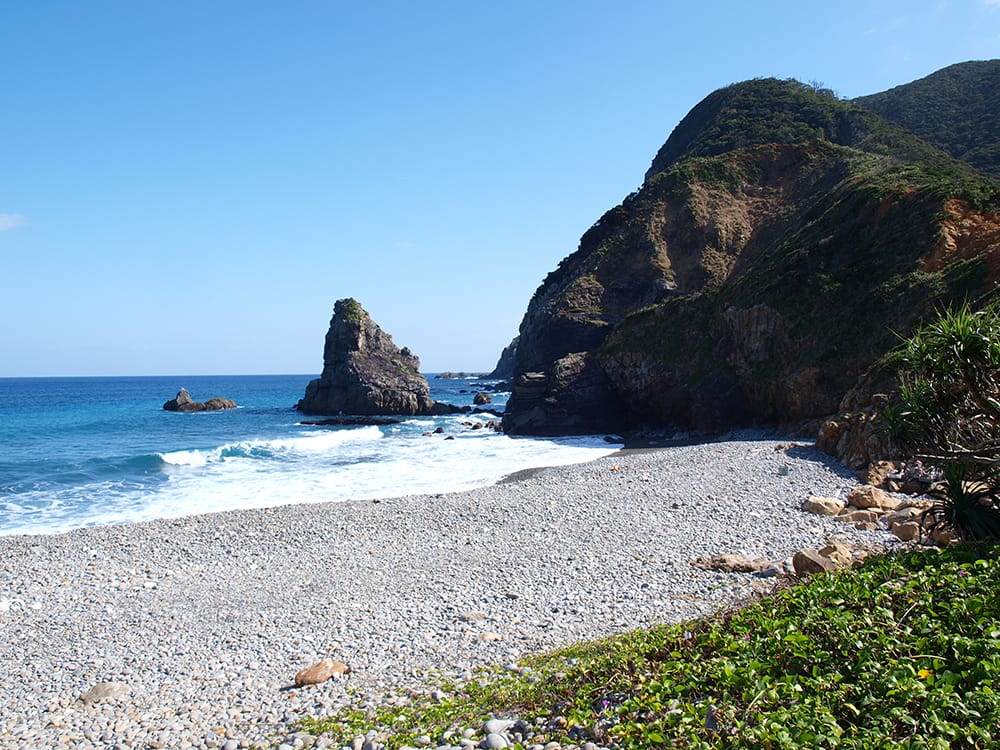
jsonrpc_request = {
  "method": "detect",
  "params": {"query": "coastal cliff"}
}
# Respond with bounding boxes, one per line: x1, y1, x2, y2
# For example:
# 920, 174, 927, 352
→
297, 298, 459, 416
504, 67, 1000, 437
486, 335, 519, 380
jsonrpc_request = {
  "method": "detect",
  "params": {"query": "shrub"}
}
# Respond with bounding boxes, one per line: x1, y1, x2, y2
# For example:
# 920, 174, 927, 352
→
888, 301, 1000, 540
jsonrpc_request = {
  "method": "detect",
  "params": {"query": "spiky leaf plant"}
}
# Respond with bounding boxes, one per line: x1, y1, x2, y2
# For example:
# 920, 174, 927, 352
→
888, 301, 1000, 540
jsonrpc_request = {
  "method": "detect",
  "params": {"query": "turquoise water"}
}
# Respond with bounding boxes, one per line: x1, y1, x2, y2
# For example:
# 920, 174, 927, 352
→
0, 375, 616, 535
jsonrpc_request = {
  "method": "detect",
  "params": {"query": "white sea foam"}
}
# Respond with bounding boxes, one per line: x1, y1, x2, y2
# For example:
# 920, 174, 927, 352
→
148, 431, 616, 521
3, 429, 617, 535
158, 425, 384, 466
159, 449, 210, 466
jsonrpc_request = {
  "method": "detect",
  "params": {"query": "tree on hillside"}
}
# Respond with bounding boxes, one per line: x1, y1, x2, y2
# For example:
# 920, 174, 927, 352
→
886, 301, 1000, 540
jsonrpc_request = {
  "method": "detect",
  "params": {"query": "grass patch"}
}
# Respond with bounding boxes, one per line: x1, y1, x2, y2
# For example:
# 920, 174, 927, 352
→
303, 545, 1000, 749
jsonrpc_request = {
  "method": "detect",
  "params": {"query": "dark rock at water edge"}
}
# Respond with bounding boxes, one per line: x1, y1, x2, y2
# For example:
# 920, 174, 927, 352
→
163, 388, 237, 413
481, 380, 511, 392
504, 353, 630, 435
299, 416, 401, 427
297, 298, 463, 416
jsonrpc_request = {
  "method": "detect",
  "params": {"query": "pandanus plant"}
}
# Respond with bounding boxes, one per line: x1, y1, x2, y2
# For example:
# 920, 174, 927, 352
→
885, 301, 1000, 541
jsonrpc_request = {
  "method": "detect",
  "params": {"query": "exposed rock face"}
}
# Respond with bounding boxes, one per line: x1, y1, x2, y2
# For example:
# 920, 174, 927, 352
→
162, 389, 237, 412
487, 336, 519, 379
816, 377, 901, 469
504, 352, 628, 435
503, 75, 1000, 436
297, 298, 460, 416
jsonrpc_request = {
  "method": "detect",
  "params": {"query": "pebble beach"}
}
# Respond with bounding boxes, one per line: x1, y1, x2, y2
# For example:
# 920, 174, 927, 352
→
0, 437, 898, 749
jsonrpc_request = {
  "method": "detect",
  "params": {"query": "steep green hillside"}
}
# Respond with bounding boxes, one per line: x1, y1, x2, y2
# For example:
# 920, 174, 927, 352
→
645, 78, 973, 181
504, 73, 1000, 436
602, 145, 998, 428
855, 60, 1000, 179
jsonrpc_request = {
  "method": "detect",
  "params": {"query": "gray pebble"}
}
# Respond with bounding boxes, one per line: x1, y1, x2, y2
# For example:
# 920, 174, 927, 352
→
483, 719, 515, 735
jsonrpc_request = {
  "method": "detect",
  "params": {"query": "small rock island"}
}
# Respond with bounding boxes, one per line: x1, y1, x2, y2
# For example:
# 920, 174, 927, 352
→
296, 298, 460, 416
163, 388, 237, 412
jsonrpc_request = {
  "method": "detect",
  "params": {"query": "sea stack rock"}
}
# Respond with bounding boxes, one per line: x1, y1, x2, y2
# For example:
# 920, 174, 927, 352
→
297, 298, 460, 416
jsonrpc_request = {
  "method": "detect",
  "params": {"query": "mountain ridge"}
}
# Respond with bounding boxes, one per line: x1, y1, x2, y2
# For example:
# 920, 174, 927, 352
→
854, 59, 1000, 179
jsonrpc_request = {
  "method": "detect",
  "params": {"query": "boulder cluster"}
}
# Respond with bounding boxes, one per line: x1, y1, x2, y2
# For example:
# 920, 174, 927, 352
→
802, 483, 951, 547
693, 477, 949, 581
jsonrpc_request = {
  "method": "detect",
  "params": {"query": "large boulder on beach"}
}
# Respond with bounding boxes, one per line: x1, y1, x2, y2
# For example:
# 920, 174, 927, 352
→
163, 388, 237, 412
78, 681, 130, 705
297, 298, 462, 416
294, 657, 348, 687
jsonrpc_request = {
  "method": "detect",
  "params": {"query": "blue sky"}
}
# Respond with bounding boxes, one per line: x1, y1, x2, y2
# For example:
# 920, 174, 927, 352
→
2, 1, 998, 376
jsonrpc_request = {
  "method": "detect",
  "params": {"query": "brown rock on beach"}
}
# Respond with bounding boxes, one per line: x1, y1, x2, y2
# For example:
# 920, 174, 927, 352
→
294, 658, 349, 687
79, 681, 130, 705
846, 484, 900, 511
801, 495, 845, 516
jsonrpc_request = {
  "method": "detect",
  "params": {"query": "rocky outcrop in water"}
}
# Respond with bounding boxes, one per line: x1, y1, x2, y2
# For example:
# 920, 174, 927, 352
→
296, 298, 461, 416
163, 389, 237, 413
503, 73, 1000, 437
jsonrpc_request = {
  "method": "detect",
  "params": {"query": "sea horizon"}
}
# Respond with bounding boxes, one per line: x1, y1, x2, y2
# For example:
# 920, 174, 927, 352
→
0, 371, 495, 380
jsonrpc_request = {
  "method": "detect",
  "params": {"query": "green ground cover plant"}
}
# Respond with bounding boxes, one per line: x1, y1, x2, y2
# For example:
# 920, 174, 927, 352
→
304, 544, 1000, 749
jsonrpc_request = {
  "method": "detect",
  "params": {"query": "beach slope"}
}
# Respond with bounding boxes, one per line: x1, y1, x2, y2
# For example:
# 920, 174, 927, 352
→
0, 437, 896, 748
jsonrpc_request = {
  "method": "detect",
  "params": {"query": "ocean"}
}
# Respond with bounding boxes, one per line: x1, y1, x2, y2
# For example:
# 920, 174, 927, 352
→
0, 375, 617, 536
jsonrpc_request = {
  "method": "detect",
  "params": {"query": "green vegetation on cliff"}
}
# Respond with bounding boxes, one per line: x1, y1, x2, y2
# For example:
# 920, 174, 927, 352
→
600, 129, 999, 426
336, 297, 366, 324
855, 60, 1000, 179
644, 78, 979, 182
